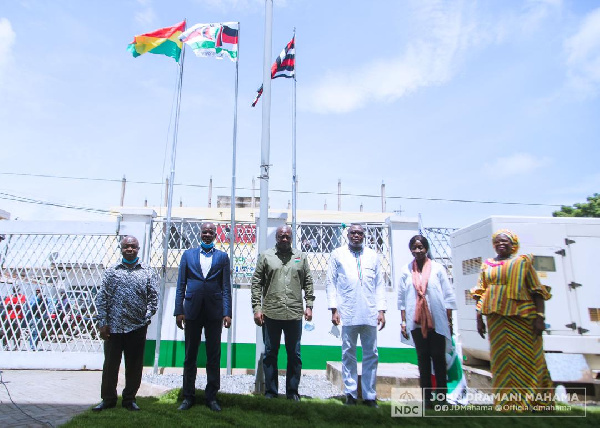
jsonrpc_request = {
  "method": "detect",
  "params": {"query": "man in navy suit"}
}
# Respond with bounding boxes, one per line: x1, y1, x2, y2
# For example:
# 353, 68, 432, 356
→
174, 222, 232, 412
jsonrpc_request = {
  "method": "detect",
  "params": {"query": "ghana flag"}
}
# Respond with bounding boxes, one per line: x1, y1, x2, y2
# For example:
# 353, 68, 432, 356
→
127, 21, 186, 62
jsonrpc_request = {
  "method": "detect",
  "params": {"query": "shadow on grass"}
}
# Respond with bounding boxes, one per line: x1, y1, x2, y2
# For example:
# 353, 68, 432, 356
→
63, 388, 600, 428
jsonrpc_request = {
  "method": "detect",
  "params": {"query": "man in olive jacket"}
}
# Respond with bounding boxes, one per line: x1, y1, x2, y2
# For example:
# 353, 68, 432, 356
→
251, 225, 315, 400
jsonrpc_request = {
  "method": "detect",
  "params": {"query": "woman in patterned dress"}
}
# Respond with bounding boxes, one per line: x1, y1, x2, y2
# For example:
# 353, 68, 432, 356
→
471, 229, 553, 412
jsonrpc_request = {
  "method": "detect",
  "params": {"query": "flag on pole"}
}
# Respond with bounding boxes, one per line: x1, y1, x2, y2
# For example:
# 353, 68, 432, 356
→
251, 35, 295, 107
251, 85, 264, 107
271, 36, 295, 79
179, 22, 239, 62
127, 21, 186, 62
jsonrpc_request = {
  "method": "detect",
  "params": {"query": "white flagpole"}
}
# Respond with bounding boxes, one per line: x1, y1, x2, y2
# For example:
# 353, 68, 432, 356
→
227, 22, 240, 376
154, 40, 186, 375
255, 0, 273, 394
291, 29, 297, 248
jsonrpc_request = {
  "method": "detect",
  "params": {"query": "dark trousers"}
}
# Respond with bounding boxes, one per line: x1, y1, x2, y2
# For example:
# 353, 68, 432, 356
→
101, 325, 147, 405
182, 317, 223, 403
262, 317, 302, 397
411, 328, 447, 403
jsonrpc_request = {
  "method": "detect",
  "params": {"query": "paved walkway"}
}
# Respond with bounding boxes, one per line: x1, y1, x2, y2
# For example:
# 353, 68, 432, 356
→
0, 369, 171, 427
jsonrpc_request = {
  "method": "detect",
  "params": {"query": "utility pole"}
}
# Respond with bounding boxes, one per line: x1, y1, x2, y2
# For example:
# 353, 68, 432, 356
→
120, 175, 126, 206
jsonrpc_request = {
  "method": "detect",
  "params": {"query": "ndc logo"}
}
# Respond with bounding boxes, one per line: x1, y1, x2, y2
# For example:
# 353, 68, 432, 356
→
391, 388, 423, 417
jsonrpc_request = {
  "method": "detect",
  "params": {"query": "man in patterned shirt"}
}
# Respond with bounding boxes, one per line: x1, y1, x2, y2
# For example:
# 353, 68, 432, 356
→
93, 235, 159, 412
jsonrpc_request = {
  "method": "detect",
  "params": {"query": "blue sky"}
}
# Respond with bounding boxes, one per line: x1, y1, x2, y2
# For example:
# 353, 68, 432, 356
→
1, 0, 599, 228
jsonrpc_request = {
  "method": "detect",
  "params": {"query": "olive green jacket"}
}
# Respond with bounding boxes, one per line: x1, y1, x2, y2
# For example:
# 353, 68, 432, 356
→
251, 247, 315, 320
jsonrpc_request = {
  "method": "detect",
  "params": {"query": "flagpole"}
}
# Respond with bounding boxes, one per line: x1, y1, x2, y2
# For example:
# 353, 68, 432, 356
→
255, 0, 273, 394
227, 22, 240, 376
291, 28, 297, 248
153, 37, 186, 375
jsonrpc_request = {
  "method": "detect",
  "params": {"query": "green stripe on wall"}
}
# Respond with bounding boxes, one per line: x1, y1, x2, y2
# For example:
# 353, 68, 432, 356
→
144, 341, 417, 369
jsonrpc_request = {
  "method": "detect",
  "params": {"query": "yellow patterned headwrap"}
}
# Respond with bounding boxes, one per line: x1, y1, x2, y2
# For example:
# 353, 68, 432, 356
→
492, 229, 520, 254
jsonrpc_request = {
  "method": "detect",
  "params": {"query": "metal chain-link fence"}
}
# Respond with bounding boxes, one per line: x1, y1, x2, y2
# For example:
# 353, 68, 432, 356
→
150, 219, 258, 287
150, 220, 393, 290
1, 234, 120, 352
297, 223, 392, 289
0, 220, 395, 354
422, 227, 457, 281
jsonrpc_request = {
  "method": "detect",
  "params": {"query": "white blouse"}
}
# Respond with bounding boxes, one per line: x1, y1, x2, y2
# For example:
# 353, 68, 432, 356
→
397, 260, 457, 345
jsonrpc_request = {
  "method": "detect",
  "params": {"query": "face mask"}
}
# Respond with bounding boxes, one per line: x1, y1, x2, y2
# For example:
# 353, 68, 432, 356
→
122, 257, 139, 265
201, 242, 215, 250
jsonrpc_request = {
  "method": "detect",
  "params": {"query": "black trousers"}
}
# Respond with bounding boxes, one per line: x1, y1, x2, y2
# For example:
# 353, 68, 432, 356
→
262, 317, 302, 398
101, 325, 147, 405
182, 317, 223, 403
411, 328, 447, 403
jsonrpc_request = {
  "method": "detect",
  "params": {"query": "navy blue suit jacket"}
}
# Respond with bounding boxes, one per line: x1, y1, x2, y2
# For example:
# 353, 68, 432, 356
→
174, 247, 232, 321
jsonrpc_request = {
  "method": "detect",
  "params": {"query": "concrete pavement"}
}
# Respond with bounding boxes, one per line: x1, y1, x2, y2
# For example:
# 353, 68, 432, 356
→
0, 369, 171, 427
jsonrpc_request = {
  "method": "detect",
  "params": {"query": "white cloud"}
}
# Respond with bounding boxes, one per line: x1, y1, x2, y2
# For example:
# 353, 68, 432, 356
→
564, 7, 600, 96
518, 0, 563, 33
134, 0, 157, 27
302, 0, 562, 114
302, 2, 476, 114
483, 153, 552, 178
0, 18, 16, 82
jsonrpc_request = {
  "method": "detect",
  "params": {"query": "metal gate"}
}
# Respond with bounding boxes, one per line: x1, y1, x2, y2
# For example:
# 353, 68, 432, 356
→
149, 219, 393, 289
1, 232, 119, 353
296, 222, 393, 288
1, 218, 394, 359
422, 227, 457, 281
149, 219, 259, 286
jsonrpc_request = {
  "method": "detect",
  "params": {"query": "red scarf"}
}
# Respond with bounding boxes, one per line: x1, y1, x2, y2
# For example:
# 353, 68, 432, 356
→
412, 258, 434, 338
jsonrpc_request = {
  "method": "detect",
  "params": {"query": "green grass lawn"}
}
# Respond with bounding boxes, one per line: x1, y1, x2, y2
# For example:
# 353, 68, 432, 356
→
64, 389, 600, 428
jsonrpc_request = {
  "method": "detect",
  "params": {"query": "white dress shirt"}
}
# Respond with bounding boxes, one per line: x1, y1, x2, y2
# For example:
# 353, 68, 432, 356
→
199, 248, 214, 277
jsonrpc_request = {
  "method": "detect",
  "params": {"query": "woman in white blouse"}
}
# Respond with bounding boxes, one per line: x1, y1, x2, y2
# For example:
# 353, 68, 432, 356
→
397, 235, 456, 407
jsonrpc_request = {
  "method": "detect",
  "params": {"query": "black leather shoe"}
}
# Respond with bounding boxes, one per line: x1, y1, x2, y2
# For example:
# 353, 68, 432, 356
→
178, 399, 194, 411
92, 401, 116, 412
345, 394, 357, 406
287, 394, 301, 401
364, 399, 379, 408
123, 402, 141, 411
207, 400, 221, 412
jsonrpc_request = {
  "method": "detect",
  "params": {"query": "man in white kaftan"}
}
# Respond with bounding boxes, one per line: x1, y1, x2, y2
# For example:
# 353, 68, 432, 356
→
325, 224, 386, 408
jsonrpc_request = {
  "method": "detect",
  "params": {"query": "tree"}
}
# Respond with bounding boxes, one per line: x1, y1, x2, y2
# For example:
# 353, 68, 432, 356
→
553, 193, 600, 217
